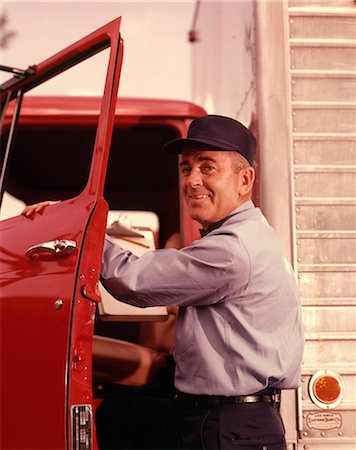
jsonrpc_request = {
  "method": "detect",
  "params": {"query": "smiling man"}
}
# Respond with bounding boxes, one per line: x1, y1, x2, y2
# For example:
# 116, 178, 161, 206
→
180, 149, 254, 231
95, 115, 304, 450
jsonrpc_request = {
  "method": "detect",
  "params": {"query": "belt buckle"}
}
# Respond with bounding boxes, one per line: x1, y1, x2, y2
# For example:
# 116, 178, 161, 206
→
271, 392, 280, 406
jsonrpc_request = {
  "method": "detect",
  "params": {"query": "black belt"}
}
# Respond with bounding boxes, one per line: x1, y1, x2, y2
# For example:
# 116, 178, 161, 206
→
175, 389, 281, 410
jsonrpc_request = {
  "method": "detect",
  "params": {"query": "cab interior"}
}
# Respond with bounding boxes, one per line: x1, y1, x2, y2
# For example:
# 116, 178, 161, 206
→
1, 118, 183, 399
2, 122, 181, 247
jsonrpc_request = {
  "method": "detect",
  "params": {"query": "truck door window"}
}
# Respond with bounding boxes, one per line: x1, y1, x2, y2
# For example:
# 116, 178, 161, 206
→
0, 50, 109, 212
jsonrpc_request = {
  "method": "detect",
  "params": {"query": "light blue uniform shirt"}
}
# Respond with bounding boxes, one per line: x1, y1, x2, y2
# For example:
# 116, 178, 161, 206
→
101, 200, 304, 396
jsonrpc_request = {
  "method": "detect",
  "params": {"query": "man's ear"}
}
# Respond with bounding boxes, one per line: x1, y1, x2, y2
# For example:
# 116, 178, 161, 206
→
239, 167, 255, 195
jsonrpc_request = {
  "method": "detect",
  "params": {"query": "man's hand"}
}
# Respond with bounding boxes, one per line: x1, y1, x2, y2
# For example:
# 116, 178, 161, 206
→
22, 201, 60, 217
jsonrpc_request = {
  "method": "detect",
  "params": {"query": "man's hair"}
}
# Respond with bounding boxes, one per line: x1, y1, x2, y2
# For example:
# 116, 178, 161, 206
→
229, 152, 255, 200
230, 151, 251, 174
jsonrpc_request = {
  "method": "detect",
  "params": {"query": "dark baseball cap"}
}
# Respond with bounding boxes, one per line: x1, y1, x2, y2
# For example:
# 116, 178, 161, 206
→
163, 114, 256, 166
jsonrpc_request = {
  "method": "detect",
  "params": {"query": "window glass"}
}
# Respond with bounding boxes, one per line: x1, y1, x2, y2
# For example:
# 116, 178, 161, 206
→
0, 49, 109, 218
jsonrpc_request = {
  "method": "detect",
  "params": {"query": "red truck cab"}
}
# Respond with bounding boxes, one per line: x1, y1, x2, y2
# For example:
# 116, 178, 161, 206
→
0, 18, 205, 450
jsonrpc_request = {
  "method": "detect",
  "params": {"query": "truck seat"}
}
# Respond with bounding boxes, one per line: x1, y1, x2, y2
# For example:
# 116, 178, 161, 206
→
92, 335, 167, 387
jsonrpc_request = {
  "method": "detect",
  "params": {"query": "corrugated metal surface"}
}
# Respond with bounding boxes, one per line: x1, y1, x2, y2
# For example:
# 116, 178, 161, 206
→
191, 1, 355, 447
289, 1, 356, 448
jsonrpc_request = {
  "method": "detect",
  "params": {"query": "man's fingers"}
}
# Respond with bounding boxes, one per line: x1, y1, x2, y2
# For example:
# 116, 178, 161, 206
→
22, 201, 59, 217
22, 205, 37, 217
35, 204, 47, 214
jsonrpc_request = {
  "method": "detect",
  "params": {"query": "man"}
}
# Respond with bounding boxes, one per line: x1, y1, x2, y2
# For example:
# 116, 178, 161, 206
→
96, 115, 304, 450
23, 115, 304, 450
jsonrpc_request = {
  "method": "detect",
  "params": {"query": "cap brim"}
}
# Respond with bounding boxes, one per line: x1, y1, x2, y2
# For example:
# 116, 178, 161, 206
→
163, 137, 237, 154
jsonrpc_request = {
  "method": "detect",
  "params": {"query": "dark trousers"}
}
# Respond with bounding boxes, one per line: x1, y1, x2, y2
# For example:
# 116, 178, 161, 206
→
96, 392, 286, 450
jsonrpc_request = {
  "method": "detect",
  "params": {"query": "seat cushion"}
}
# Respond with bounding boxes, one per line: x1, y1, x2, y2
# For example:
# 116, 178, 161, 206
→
92, 335, 168, 387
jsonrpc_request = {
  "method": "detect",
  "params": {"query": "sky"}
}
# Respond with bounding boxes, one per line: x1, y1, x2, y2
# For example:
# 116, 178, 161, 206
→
0, 1, 196, 100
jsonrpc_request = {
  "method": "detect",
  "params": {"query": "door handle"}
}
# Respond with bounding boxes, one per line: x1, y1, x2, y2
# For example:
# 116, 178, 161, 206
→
26, 239, 77, 259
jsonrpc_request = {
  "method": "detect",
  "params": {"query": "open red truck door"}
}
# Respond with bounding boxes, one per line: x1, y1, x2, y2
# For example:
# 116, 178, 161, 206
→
0, 18, 123, 450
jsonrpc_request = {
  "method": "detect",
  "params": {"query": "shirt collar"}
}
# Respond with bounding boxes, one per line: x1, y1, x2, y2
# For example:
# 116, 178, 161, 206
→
199, 200, 254, 237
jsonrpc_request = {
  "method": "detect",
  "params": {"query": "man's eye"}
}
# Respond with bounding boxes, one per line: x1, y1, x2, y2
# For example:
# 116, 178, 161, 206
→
181, 167, 191, 174
201, 164, 215, 173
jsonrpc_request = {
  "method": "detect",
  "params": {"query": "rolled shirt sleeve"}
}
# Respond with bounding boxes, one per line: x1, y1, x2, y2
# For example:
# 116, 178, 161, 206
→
101, 232, 250, 308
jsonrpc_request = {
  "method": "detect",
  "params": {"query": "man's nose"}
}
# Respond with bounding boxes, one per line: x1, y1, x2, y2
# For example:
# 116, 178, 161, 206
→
187, 168, 203, 187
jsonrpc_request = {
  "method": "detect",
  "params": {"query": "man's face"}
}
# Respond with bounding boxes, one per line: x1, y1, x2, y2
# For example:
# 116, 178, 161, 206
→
180, 149, 253, 230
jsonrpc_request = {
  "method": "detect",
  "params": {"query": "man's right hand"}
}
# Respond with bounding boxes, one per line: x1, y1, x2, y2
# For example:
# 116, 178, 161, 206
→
22, 201, 60, 218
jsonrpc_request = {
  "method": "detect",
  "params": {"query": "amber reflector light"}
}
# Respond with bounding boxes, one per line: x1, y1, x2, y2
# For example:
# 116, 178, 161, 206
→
314, 375, 341, 404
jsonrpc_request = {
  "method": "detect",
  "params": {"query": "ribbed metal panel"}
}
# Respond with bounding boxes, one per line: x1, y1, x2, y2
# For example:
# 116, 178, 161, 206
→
288, 1, 356, 448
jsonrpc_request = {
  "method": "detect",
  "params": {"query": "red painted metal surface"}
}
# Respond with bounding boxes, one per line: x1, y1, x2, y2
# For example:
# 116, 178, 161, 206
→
3, 95, 206, 127
0, 18, 123, 450
68, 197, 109, 450
0, 198, 93, 449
